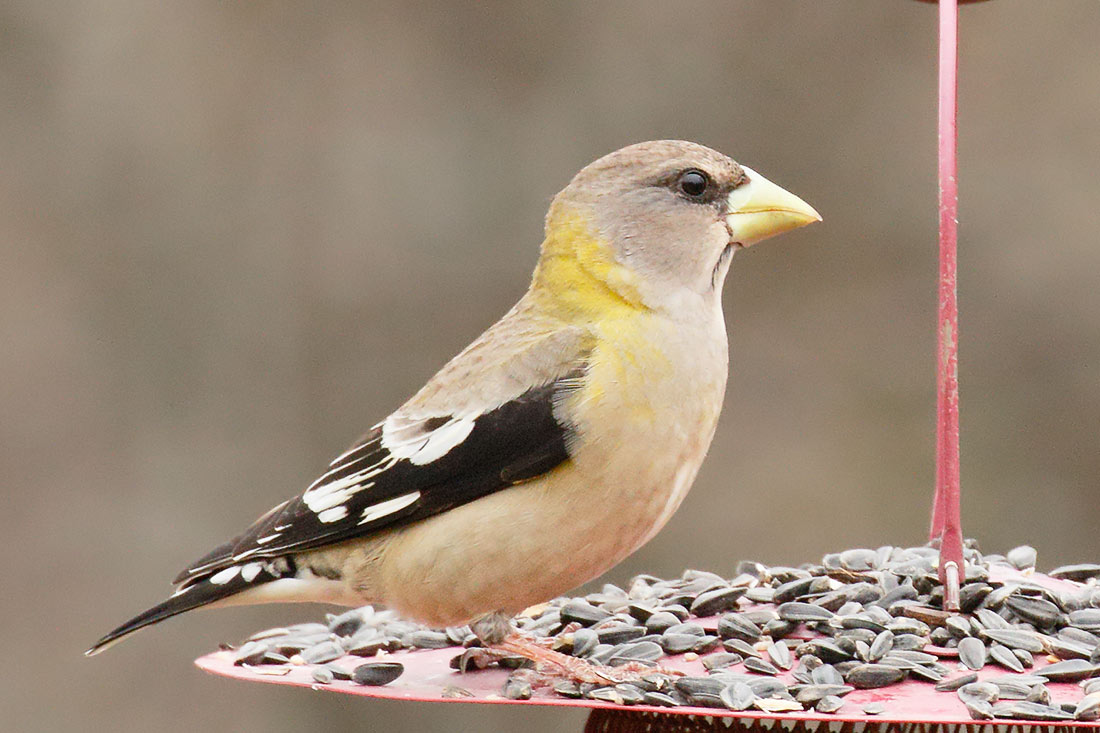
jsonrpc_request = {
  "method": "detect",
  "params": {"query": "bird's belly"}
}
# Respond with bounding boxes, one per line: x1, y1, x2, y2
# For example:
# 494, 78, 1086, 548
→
376, 442, 711, 628
374, 327, 727, 628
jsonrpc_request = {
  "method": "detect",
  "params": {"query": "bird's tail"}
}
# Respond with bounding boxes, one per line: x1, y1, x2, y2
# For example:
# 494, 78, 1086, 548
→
85, 557, 301, 656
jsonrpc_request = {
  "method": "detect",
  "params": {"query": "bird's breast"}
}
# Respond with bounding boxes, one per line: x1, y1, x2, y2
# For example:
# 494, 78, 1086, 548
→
566, 311, 729, 553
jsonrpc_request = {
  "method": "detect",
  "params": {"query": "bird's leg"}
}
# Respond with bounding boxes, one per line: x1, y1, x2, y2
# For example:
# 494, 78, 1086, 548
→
469, 612, 682, 686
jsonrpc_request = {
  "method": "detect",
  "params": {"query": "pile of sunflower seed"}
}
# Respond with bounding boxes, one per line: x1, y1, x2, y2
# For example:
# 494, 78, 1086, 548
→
226, 544, 1100, 722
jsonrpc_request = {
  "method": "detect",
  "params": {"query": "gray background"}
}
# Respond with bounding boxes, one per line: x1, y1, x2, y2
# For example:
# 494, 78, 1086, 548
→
3, 1, 1099, 731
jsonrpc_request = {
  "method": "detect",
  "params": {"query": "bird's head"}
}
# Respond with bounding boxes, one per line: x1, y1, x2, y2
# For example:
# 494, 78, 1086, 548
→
534, 140, 820, 318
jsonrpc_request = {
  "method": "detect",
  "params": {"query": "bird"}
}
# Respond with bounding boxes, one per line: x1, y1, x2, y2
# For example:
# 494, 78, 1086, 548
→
87, 140, 819, 672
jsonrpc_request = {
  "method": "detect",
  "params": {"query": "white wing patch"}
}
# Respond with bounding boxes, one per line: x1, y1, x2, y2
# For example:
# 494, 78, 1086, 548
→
209, 565, 241, 585
302, 455, 397, 513
298, 414, 472, 524
381, 415, 476, 466
316, 506, 348, 523
359, 491, 420, 525
240, 562, 263, 582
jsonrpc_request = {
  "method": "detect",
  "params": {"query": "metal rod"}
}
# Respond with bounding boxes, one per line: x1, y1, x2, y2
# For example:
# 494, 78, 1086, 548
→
930, 0, 964, 610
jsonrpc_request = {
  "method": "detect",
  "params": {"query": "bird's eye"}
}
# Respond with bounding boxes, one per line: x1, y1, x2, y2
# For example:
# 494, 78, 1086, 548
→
677, 169, 710, 199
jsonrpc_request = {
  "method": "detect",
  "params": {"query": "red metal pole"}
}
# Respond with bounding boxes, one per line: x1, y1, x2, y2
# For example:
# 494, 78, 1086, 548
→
931, 0, 964, 611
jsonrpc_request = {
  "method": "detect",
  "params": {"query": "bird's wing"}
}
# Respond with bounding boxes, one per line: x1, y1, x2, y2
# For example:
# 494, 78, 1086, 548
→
174, 317, 590, 585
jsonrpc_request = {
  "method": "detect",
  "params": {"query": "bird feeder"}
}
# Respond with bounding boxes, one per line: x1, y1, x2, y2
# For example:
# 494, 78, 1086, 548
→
196, 1, 1100, 730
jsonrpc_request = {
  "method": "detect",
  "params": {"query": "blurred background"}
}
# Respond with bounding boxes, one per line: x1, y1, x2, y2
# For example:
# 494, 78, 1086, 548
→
3, 1, 1099, 731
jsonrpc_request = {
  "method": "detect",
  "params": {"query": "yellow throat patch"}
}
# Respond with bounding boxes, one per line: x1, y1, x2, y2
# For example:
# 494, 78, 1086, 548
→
531, 211, 647, 321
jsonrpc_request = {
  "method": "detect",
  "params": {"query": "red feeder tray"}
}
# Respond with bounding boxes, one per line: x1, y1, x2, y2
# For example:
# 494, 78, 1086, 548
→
196, 647, 1099, 729
196, 569, 1100, 732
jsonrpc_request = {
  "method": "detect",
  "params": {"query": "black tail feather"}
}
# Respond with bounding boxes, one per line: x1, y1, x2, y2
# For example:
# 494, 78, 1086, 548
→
85, 559, 292, 656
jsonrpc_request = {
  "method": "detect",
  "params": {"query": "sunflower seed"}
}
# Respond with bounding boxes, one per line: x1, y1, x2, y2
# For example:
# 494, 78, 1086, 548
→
609, 640, 663, 665
795, 684, 854, 704
773, 577, 816, 603
801, 639, 851, 664
965, 699, 996, 719
1060, 626, 1100, 646
1046, 635, 1092, 660
992, 701, 1074, 721
643, 611, 680, 634
643, 691, 680, 707
349, 629, 393, 651
717, 613, 762, 642
846, 664, 906, 688
886, 649, 937, 665
1007, 546, 1037, 570
570, 628, 598, 657
957, 637, 987, 670
233, 641, 269, 666
351, 661, 403, 686
1050, 564, 1100, 582
992, 679, 1033, 700
840, 615, 887, 634
988, 674, 1049, 688
1006, 595, 1063, 628
659, 633, 699, 655
720, 681, 756, 710
989, 643, 1025, 672
723, 638, 761, 658
666, 621, 705, 637
981, 628, 1046, 652
560, 600, 611, 626
693, 635, 721, 654
328, 609, 367, 637
586, 686, 623, 705
777, 602, 834, 622
936, 672, 978, 691
974, 608, 1011, 630
703, 651, 743, 670
958, 681, 999, 704
812, 664, 846, 686
596, 624, 644, 645
690, 587, 746, 617
301, 640, 344, 664
746, 677, 789, 698
1037, 659, 1099, 682
1069, 609, 1100, 632
744, 656, 780, 676
674, 676, 726, 698
1026, 684, 1051, 705
816, 695, 844, 713
1076, 692, 1100, 721
768, 641, 793, 670
322, 664, 352, 680
613, 683, 645, 705
867, 630, 894, 662
959, 583, 994, 613
891, 633, 929, 651
945, 616, 972, 639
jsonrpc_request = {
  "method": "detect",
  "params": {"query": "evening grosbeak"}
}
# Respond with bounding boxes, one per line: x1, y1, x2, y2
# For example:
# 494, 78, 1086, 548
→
88, 140, 819, 659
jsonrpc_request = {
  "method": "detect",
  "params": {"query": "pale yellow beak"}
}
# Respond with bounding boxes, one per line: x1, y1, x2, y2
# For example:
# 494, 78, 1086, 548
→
725, 166, 821, 247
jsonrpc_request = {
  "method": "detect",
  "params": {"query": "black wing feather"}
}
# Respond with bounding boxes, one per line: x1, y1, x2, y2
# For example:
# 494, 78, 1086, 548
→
174, 371, 580, 583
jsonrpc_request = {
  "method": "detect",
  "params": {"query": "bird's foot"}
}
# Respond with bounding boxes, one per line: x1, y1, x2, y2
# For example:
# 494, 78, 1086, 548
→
492, 633, 683, 685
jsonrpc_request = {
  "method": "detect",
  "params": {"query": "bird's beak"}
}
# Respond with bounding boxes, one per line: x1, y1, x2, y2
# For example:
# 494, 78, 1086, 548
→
724, 166, 821, 247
